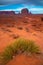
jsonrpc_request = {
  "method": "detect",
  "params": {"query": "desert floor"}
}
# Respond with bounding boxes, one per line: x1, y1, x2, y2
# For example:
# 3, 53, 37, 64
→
0, 15, 43, 65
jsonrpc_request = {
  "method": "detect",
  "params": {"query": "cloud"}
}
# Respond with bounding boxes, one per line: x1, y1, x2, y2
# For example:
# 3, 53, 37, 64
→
0, 0, 26, 5
29, 8, 43, 14
29, 8, 43, 11
0, 0, 43, 6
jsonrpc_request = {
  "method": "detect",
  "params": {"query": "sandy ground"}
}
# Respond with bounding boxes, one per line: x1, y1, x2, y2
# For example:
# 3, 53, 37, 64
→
0, 14, 43, 65
7, 53, 43, 65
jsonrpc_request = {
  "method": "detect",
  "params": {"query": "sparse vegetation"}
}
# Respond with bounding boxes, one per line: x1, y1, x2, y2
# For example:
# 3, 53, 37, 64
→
12, 38, 30, 54
23, 21, 28, 24
25, 27, 29, 32
41, 17, 43, 21
0, 38, 41, 65
6, 29, 12, 32
32, 24, 36, 27
13, 39, 40, 54
0, 46, 14, 65
1, 28, 12, 32
17, 27, 23, 30
7, 25, 14, 27
10, 34, 19, 39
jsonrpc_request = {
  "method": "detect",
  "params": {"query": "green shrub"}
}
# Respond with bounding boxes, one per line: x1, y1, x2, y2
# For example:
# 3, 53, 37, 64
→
0, 45, 14, 65
12, 38, 29, 54
12, 38, 40, 54
26, 40, 40, 54
0, 38, 40, 65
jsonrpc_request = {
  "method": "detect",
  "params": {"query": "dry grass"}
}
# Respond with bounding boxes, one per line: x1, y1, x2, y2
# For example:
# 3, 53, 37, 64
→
0, 38, 41, 65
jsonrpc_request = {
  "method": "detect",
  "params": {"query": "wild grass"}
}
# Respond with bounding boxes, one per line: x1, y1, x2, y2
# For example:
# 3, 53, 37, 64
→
0, 45, 14, 65
12, 38, 40, 54
0, 38, 41, 65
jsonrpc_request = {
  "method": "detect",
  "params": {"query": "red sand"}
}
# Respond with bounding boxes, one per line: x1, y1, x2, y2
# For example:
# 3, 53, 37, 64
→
0, 14, 43, 65
7, 54, 43, 65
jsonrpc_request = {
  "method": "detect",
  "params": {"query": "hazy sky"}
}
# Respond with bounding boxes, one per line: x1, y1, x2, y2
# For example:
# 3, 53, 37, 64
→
0, 0, 43, 14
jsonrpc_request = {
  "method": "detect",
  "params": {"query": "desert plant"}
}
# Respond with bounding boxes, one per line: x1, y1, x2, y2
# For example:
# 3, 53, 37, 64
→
23, 21, 28, 24
25, 27, 29, 32
27, 40, 40, 54
12, 38, 40, 54
0, 38, 40, 65
17, 27, 23, 30
0, 45, 14, 65
41, 17, 43, 21
12, 38, 29, 54
10, 34, 19, 39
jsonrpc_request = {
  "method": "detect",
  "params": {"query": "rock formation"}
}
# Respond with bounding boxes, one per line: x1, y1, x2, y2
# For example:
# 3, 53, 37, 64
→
0, 11, 15, 16
21, 8, 29, 15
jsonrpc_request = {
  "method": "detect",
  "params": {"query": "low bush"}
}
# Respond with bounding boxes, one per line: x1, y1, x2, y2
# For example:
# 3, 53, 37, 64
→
13, 38, 40, 54
41, 17, 43, 21
26, 40, 40, 54
25, 27, 29, 32
10, 34, 19, 39
12, 38, 29, 54
17, 27, 23, 30
23, 21, 28, 24
0, 46, 14, 65
0, 38, 40, 65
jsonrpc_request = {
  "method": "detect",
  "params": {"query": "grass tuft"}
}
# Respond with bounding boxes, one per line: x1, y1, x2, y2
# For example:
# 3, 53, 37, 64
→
0, 38, 41, 65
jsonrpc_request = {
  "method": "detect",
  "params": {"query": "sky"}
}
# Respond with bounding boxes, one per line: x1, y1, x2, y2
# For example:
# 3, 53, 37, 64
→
0, 0, 43, 14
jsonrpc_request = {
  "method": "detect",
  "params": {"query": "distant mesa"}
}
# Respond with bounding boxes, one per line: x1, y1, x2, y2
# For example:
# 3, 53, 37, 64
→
0, 11, 15, 16
0, 8, 31, 16
21, 8, 30, 15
